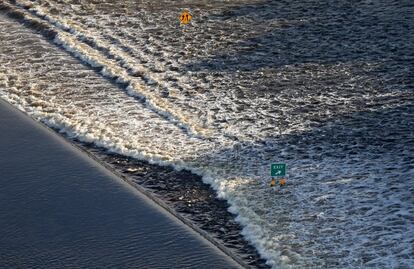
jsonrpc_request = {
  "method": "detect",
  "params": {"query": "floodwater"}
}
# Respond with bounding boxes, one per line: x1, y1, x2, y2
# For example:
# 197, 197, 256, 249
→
0, 99, 242, 269
0, 0, 413, 268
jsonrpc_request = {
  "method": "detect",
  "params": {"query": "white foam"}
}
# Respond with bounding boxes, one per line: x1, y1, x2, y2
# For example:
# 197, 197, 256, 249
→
1, 4, 413, 268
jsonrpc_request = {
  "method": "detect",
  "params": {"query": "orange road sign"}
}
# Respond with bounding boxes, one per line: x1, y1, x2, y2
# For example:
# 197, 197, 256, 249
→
180, 10, 192, 25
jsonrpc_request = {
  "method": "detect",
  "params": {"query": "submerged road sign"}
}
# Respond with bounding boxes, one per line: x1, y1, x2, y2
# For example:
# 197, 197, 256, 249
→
271, 163, 286, 177
180, 10, 192, 25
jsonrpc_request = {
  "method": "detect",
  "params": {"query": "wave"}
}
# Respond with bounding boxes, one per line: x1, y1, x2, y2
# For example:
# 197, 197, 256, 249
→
1, 1, 413, 268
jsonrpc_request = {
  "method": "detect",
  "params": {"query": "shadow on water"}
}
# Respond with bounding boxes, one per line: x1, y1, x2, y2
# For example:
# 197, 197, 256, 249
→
191, 100, 414, 267
187, 0, 414, 76
199, 101, 414, 172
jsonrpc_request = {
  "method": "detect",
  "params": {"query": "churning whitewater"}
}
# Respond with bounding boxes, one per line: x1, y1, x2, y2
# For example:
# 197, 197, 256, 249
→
0, 0, 413, 268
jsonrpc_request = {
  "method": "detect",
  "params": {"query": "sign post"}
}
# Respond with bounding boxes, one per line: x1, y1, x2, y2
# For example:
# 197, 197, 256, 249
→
271, 163, 286, 177
179, 10, 192, 25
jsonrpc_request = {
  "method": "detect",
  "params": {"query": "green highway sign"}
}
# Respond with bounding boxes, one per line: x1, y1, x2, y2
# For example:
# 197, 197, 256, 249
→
271, 163, 286, 177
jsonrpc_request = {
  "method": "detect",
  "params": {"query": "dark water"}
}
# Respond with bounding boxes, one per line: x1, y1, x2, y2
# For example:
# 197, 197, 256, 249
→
0, 0, 413, 268
0, 9, 267, 267
0, 100, 241, 269
74, 141, 269, 268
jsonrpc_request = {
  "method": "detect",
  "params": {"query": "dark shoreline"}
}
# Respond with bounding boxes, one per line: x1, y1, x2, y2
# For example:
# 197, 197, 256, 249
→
0, 5, 268, 266
0, 98, 245, 269
68, 137, 270, 269
0, 95, 269, 268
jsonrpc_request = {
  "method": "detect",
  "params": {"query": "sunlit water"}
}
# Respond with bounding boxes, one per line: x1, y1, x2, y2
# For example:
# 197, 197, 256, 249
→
0, 0, 413, 268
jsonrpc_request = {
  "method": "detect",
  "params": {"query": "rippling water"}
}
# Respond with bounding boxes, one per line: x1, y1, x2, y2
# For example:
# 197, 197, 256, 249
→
0, 99, 241, 269
0, 0, 413, 268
